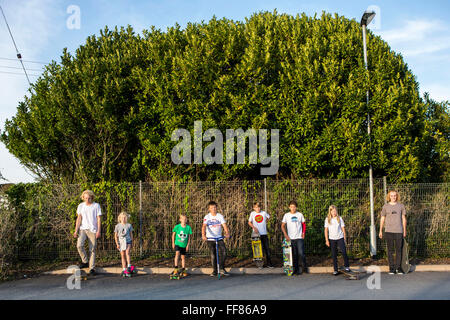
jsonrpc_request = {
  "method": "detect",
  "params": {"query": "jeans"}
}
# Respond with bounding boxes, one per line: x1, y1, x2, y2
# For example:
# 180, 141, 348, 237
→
207, 240, 226, 272
329, 238, 349, 272
385, 232, 403, 271
290, 238, 307, 273
260, 235, 273, 266
77, 229, 97, 269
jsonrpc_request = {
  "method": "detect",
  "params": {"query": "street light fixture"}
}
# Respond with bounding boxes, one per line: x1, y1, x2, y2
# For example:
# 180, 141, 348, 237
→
360, 10, 377, 259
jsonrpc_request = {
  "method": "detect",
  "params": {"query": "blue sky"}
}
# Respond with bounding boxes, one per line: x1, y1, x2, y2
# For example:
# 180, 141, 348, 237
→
1, 0, 449, 183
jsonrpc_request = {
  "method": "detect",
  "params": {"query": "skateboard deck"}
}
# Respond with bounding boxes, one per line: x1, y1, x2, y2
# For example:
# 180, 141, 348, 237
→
339, 267, 360, 280
251, 234, 264, 268
401, 239, 411, 274
170, 268, 188, 280
282, 239, 293, 276
79, 268, 92, 281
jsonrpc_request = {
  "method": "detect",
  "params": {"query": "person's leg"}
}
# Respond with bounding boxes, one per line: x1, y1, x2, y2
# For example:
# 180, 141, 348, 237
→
181, 254, 186, 269
120, 250, 127, 269
290, 239, 300, 274
218, 240, 227, 270
394, 233, 403, 271
87, 231, 97, 270
174, 250, 180, 268
298, 239, 307, 271
207, 241, 217, 273
260, 235, 273, 266
76, 230, 88, 265
125, 244, 132, 267
337, 238, 350, 268
385, 232, 395, 272
330, 239, 339, 272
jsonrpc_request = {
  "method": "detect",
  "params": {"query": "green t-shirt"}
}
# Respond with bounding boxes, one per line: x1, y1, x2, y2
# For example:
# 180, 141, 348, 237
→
172, 224, 192, 248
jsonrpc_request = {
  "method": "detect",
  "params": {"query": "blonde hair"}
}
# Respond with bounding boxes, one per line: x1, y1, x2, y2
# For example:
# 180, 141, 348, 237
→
327, 205, 340, 224
386, 190, 400, 202
80, 190, 95, 201
118, 211, 129, 224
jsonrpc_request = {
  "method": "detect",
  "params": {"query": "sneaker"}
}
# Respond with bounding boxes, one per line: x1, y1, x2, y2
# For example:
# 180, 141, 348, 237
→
89, 269, 96, 276
210, 271, 218, 277
333, 271, 339, 276
128, 265, 137, 274
396, 269, 405, 275
388, 269, 395, 275
344, 267, 351, 272
220, 269, 230, 276
79, 262, 89, 269
267, 265, 275, 269
123, 269, 131, 277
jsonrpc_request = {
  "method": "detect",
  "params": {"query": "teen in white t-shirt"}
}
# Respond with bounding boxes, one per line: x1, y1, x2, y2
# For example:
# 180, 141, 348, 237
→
281, 201, 308, 275
324, 205, 350, 275
202, 201, 230, 276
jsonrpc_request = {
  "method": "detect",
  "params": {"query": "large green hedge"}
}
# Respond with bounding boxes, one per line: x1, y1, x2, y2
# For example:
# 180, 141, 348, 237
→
1, 11, 448, 183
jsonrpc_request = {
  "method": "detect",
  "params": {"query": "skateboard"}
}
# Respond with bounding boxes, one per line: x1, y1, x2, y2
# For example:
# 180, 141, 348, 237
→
282, 238, 293, 276
338, 267, 360, 280
122, 265, 138, 278
401, 238, 411, 274
79, 268, 93, 281
169, 268, 189, 280
251, 233, 264, 268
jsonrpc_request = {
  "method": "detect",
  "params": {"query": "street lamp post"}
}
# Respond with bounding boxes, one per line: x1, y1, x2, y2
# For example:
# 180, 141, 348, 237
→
361, 10, 377, 259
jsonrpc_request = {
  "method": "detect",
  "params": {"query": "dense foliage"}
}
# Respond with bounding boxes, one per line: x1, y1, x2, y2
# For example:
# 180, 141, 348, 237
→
1, 11, 448, 183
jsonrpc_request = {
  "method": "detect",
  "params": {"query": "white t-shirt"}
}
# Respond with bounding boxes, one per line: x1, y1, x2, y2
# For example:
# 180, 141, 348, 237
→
203, 213, 226, 240
248, 211, 270, 235
77, 202, 102, 233
324, 216, 345, 240
282, 212, 305, 240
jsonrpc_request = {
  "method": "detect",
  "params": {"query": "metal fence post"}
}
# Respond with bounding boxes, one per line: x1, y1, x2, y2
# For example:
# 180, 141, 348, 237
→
264, 178, 267, 211
383, 176, 387, 204
139, 180, 143, 258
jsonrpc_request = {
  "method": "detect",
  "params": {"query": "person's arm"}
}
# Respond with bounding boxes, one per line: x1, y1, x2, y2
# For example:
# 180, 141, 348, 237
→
186, 234, 191, 252
402, 215, 407, 238
172, 232, 176, 249
281, 222, 290, 241
248, 221, 259, 234
114, 232, 119, 250
222, 223, 230, 238
73, 214, 82, 238
342, 226, 347, 243
379, 216, 385, 239
324, 227, 330, 247
96, 215, 101, 239
202, 224, 207, 241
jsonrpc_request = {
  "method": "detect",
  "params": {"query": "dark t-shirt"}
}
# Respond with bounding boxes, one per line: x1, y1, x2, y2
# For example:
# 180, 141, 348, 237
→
381, 203, 406, 233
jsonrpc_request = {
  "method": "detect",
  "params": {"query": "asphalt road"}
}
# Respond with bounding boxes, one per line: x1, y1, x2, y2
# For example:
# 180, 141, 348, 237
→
0, 272, 449, 300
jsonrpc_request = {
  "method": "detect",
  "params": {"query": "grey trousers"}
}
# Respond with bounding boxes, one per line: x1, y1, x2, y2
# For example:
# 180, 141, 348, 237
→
77, 229, 97, 269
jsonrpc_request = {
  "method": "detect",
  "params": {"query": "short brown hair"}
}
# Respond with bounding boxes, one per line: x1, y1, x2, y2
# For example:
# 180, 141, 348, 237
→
253, 202, 261, 208
207, 200, 217, 208
289, 200, 297, 207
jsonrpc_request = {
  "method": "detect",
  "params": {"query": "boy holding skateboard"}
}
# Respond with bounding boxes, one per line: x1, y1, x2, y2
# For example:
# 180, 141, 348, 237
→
248, 202, 274, 268
281, 200, 308, 275
324, 205, 351, 275
379, 190, 407, 275
171, 214, 193, 278
202, 201, 230, 277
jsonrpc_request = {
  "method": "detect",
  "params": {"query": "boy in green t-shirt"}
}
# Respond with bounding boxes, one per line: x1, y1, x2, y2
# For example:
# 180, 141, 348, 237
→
171, 214, 192, 277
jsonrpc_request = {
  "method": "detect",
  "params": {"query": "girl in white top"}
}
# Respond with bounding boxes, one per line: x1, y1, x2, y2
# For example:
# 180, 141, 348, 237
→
324, 205, 350, 275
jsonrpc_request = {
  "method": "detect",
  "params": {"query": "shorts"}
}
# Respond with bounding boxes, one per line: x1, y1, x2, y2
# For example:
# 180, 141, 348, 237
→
175, 245, 187, 255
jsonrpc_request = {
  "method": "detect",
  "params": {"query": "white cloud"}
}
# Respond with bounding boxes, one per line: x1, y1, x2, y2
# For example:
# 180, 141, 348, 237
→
421, 83, 450, 103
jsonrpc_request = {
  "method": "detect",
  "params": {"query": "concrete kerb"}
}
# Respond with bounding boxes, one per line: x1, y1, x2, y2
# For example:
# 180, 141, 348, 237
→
44, 265, 450, 276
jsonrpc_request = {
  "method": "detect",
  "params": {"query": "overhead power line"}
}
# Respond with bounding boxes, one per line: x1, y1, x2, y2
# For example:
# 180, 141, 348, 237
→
0, 56, 49, 65
0, 5, 32, 85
